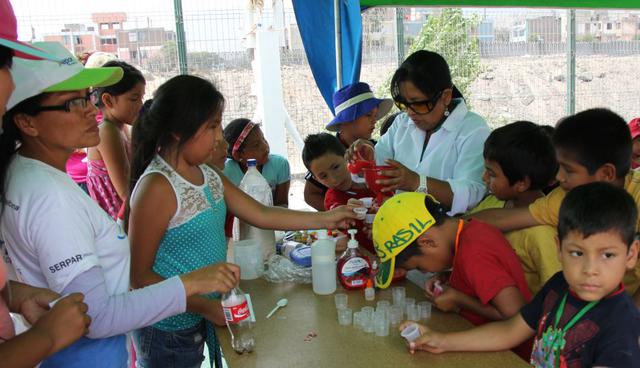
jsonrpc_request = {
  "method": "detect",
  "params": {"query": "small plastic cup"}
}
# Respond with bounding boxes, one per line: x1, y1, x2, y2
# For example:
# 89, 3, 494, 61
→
390, 305, 404, 326
363, 313, 375, 333
334, 293, 348, 310
364, 214, 376, 225
406, 304, 419, 321
405, 298, 416, 308
376, 300, 390, 310
392, 287, 406, 307
401, 323, 421, 342
353, 311, 363, 329
338, 308, 353, 326
353, 207, 367, 220
360, 197, 374, 208
374, 311, 389, 337
361, 306, 375, 319
418, 302, 432, 320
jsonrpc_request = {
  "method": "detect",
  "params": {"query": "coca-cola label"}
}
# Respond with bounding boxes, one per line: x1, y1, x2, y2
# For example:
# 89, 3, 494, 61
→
223, 300, 250, 323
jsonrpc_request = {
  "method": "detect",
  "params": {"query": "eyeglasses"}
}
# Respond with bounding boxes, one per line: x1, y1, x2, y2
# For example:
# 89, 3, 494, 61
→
34, 94, 93, 114
394, 90, 444, 115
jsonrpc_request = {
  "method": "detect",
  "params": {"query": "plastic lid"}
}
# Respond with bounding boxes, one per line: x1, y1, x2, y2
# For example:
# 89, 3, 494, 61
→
316, 229, 328, 239
247, 159, 257, 167
347, 229, 358, 249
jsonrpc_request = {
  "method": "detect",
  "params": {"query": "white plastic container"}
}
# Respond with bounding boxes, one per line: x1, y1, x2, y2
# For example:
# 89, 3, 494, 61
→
233, 239, 263, 280
311, 229, 337, 295
235, 159, 276, 260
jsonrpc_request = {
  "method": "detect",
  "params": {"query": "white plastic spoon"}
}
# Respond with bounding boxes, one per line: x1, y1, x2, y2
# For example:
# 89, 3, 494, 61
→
266, 298, 288, 319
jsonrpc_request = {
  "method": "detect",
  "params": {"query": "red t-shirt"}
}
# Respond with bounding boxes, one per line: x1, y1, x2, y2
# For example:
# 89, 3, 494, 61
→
324, 186, 375, 254
449, 219, 532, 326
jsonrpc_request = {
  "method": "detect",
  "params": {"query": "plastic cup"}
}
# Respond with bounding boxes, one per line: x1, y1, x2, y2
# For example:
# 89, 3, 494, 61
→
361, 306, 375, 319
374, 310, 389, 337
338, 308, 353, 326
418, 302, 432, 320
364, 214, 376, 225
401, 323, 421, 342
376, 300, 390, 310
360, 197, 374, 208
353, 207, 367, 220
406, 304, 419, 321
392, 287, 406, 307
334, 293, 348, 310
390, 305, 404, 326
353, 311, 363, 329
363, 313, 375, 333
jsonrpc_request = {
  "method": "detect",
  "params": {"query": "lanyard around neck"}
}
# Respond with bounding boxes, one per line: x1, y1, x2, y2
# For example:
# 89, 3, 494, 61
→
553, 293, 598, 332
451, 219, 465, 264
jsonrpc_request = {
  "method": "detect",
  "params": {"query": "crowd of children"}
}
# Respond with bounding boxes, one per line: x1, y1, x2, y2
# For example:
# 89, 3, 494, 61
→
0, 0, 639, 366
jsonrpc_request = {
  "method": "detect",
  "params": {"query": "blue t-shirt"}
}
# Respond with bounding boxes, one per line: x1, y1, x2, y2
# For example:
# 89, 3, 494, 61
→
224, 154, 290, 190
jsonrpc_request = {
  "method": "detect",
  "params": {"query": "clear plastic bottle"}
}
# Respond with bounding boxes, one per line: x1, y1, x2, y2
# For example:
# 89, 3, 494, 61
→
311, 229, 336, 295
235, 159, 276, 259
222, 287, 256, 354
337, 229, 371, 290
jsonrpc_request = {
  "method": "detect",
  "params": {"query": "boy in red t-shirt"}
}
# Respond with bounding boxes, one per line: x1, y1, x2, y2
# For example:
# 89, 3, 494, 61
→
372, 192, 531, 324
302, 133, 375, 253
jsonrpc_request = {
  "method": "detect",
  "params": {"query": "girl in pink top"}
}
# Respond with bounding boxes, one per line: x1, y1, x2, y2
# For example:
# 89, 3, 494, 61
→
87, 60, 145, 220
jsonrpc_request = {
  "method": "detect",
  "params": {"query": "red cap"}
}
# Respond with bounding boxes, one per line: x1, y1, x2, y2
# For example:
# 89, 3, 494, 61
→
0, 0, 60, 61
629, 118, 640, 140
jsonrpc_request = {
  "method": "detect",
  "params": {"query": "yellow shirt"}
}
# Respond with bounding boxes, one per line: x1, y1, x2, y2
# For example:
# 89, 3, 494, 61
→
470, 195, 562, 295
528, 170, 640, 294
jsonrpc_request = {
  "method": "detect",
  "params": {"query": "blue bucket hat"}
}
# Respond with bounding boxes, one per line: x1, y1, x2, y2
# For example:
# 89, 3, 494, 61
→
325, 82, 393, 132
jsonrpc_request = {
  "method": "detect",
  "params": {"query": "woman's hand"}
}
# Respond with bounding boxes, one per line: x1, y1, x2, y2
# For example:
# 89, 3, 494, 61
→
378, 159, 420, 193
320, 205, 359, 230
181, 263, 241, 297
31, 293, 91, 355
345, 139, 375, 163
18, 288, 60, 325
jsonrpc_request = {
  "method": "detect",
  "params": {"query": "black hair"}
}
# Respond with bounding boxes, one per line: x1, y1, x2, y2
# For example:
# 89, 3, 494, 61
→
94, 60, 145, 108
129, 75, 224, 198
396, 194, 450, 266
223, 118, 256, 158
380, 112, 400, 136
554, 108, 630, 179
558, 182, 637, 247
390, 50, 463, 103
0, 93, 48, 216
484, 121, 558, 190
301, 133, 346, 170
0, 46, 13, 69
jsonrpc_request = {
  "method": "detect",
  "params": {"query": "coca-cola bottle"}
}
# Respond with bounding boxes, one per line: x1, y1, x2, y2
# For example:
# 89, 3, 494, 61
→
221, 287, 255, 353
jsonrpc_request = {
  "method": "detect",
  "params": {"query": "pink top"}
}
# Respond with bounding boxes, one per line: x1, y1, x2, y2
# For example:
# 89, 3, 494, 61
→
66, 151, 88, 184
0, 259, 15, 343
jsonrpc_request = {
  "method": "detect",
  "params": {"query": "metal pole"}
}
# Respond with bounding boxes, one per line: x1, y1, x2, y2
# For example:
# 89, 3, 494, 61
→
395, 8, 404, 67
334, 0, 343, 89
566, 9, 576, 115
173, 0, 188, 75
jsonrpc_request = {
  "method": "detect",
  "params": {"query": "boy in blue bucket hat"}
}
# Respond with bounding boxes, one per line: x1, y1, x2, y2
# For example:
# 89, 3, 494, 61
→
304, 82, 392, 210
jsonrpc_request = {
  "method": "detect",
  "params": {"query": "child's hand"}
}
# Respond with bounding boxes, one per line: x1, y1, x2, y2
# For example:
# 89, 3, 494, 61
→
321, 205, 359, 229
202, 300, 226, 326
430, 286, 461, 313
181, 262, 240, 296
410, 329, 448, 354
32, 293, 91, 355
345, 139, 375, 163
346, 198, 364, 207
19, 287, 61, 325
424, 274, 448, 299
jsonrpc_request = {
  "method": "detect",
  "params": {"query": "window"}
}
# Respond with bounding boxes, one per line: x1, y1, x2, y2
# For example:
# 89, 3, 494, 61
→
606, 23, 612, 30
100, 23, 109, 30
129, 32, 137, 42
75, 36, 82, 45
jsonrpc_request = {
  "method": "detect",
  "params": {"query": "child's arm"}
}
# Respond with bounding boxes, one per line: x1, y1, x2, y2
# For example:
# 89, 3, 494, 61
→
401, 313, 535, 354
97, 123, 130, 201
221, 172, 358, 230
466, 207, 538, 232
274, 181, 290, 207
304, 180, 326, 211
433, 286, 526, 321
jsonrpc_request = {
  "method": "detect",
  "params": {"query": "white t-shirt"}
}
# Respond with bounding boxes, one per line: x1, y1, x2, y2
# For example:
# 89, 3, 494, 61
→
0, 154, 129, 296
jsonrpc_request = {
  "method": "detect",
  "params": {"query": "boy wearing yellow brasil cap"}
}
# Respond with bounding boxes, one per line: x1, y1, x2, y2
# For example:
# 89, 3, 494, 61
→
373, 192, 533, 357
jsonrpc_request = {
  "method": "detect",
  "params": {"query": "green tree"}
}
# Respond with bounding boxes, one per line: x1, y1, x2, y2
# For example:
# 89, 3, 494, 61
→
377, 8, 483, 102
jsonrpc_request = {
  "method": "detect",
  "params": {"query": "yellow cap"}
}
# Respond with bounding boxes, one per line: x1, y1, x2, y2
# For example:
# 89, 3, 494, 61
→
372, 192, 436, 289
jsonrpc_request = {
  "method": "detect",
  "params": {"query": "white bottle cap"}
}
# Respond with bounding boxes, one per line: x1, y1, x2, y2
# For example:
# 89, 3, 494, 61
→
347, 229, 358, 249
316, 229, 328, 239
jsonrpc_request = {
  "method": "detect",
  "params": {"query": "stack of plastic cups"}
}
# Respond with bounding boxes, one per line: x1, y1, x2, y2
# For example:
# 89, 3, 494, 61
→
374, 309, 389, 337
353, 311, 363, 329
406, 304, 419, 321
390, 304, 404, 326
405, 298, 416, 313
376, 300, 391, 321
338, 308, 353, 326
361, 306, 375, 333
392, 286, 406, 309
418, 302, 432, 320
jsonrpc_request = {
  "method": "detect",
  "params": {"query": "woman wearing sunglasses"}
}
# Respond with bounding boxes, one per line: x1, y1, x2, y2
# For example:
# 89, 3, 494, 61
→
347, 50, 490, 215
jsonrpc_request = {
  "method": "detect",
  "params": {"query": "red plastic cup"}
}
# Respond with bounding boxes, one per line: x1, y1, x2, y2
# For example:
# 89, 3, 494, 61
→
363, 165, 393, 195
348, 160, 373, 174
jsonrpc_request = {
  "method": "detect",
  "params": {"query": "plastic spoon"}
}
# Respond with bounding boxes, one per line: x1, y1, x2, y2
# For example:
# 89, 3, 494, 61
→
266, 298, 288, 319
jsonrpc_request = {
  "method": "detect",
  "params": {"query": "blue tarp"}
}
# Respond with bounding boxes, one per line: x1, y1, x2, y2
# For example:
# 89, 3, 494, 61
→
292, 0, 363, 114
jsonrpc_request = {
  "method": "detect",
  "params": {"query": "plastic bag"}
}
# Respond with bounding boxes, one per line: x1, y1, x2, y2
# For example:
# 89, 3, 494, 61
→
263, 254, 312, 284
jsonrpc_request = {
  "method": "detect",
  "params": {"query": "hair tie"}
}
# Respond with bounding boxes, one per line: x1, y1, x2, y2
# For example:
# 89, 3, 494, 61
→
231, 122, 257, 161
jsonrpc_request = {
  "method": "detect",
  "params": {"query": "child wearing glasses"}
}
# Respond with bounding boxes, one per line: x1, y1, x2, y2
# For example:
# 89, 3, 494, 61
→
346, 50, 490, 216
86, 60, 145, 220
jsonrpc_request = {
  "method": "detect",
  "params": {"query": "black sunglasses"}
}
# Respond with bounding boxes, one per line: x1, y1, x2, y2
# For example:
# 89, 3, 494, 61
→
394, 90, 444, 115
34, 94, 93, 114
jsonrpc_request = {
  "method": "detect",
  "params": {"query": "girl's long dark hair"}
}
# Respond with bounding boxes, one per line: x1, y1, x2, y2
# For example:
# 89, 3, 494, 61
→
128, 74, 224, 212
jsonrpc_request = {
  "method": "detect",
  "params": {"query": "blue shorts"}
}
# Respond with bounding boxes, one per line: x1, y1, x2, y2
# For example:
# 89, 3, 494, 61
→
133, 322, 207, 368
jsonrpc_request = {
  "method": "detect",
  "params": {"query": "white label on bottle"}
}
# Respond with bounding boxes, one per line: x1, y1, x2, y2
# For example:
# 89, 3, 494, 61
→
340, 257, 369, 276
223, 300, 250, 323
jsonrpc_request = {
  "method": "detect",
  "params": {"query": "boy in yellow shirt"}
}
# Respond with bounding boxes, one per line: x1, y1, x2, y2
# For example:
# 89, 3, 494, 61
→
472, 108, 640, 306
469, 121, 560, 294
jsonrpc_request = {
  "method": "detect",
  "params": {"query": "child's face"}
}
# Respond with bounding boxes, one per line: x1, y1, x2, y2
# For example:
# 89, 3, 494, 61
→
482, 159, 524, 200
341, 106, 378, 140
238, 128, 269, 166
308, 152, 352, 191
400, 228, 453, 273
208, 136, 228, 170
631, 138, 640, 168
103, 81, 145, 125
555, 148, 598, 191
183, 110, 223, 165
559, 230, 638, 301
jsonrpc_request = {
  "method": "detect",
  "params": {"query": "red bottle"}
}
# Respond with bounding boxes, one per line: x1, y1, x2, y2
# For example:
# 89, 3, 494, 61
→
337, 229, 371, 290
